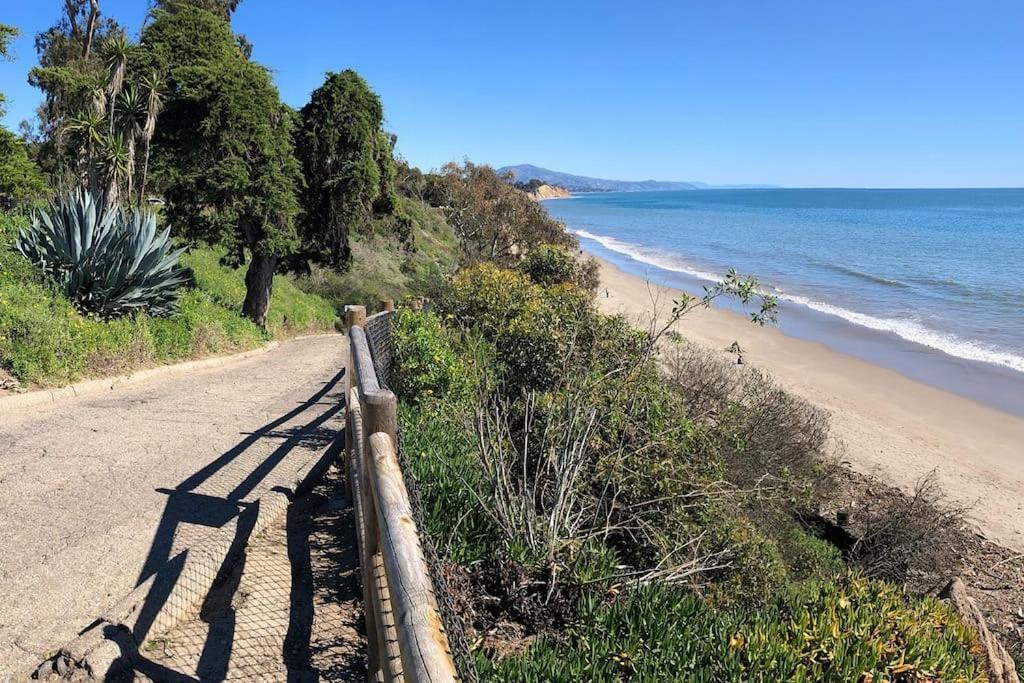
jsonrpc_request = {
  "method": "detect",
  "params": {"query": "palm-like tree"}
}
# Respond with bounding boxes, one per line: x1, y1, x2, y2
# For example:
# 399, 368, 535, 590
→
138, 72, 165, 204
102, 33, 131, 133
63, 112, 107, 196
116, 84, 146, 204
99, 133, 131, 206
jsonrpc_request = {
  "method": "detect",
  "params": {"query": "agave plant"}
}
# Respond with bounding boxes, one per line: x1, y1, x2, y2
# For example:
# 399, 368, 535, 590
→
15, 189, 187, 318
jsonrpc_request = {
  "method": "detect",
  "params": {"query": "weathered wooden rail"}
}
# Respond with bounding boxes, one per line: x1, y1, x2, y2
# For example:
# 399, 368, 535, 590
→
344, 304, 458, 683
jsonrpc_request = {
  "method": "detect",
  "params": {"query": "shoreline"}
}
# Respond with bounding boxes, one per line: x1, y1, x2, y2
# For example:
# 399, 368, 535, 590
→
590, 253, 1024, 553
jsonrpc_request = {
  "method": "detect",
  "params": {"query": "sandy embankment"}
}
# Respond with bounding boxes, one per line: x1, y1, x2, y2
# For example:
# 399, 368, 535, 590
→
593, 256, 1024, 553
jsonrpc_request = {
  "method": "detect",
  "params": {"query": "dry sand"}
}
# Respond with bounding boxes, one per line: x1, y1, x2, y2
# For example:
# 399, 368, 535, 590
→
593, 256, 1024, 553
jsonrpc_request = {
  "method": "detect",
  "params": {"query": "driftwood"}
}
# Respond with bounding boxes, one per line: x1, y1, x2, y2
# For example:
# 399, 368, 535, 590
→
938, 578, 1018, 683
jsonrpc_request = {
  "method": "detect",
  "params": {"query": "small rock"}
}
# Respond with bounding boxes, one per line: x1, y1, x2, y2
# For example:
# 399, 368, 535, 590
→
55, 655, 70, 677
33, 660, 55, 680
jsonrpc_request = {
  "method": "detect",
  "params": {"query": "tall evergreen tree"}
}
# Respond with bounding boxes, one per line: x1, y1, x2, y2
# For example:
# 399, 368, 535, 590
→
0, 24, 47, 205
294, 70, 398, 268
140, 4, 300, 328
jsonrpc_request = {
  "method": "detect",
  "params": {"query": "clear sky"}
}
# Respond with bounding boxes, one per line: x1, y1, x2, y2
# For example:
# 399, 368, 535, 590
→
2, 0, 1023, 188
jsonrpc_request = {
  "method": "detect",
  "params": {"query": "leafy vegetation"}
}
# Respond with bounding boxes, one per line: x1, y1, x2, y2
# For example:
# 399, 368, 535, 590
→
15, 189, 186, 318
0, 210, 332, 387
424, 161, 576, 267
0, 24, 47, 206
293, 195, 458, 313
480, 578, 983, 682
295, 70, 399, 268
391, 247, 986, 678
140, 3, 301, 328
390, 308, 469, 403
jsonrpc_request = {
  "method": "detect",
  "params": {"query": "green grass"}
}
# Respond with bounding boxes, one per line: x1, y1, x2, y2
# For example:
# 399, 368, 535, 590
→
0, 211, 336, 388
182, 247, 336, 337
294, 196, 457, 314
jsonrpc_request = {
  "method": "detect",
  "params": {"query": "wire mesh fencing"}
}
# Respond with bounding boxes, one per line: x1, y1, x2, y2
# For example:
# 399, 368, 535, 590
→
362, 311, 479, 683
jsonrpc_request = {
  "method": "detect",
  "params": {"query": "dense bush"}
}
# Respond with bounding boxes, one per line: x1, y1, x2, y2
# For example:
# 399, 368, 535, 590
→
665, 342, 835, 552
391, 309, 468, 403
438, 263, 592, 392
520, 244, 578, 286
520, 243, 600, 293
480, 576, 984, 682
392, 259, 986, 679
424, 161, 576, 267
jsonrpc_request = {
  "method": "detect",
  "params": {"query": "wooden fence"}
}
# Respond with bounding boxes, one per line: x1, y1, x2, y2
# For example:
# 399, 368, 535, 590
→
344, 305, 458, 683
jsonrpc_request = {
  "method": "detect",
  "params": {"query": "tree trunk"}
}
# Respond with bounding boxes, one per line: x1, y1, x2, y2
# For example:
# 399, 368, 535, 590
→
139, 136, 152, 206
82, 0, 100, 61
242, 251, 277, 330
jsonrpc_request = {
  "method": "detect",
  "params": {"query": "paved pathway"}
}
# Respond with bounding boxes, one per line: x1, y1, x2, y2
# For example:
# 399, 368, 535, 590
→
132, 464, 364, 681
0, 335, 347, 678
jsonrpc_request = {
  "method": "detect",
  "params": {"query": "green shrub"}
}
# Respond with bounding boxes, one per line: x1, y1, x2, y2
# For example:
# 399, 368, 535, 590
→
439, 263, 536, 337
391, 309, 468, 403
519, 244, 601, 294
402, 259, 986, 681
399, 401, 499, 565
521, 244, 579, 286
780, 526, 847, 581
438, 263, 592, 392
481, 577, 984, 682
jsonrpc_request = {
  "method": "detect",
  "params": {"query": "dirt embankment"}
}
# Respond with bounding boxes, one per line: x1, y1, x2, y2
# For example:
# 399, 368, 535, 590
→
527, 183, 572, 201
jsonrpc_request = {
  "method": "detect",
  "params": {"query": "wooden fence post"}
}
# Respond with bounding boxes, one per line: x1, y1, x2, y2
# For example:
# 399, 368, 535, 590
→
346, 304, 367, 330
382, 299, 395, 313
364, 389, 401, 680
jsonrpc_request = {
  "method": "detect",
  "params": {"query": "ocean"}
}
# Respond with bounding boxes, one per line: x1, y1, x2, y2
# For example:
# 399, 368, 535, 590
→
543, 188, 1024, 416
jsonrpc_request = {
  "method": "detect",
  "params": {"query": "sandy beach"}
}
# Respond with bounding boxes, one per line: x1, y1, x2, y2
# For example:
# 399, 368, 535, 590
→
592, 255, 1024, 553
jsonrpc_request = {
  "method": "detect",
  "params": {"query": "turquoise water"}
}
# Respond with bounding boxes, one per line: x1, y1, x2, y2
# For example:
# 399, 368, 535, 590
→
544, 189, 1024, 414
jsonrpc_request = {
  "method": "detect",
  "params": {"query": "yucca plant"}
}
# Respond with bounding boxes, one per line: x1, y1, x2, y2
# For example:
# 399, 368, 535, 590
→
15, 188, 187, 318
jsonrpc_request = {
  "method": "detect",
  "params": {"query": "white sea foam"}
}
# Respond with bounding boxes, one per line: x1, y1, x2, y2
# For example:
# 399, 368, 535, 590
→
575, 230, 723, 282
574, 229, 1024, 375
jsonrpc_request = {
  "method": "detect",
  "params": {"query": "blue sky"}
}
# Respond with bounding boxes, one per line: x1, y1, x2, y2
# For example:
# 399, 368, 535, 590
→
2, 0, 1023, 187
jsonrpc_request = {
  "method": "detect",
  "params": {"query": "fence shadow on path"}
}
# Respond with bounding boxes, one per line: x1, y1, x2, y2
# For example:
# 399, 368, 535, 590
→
101, 367, 357, 681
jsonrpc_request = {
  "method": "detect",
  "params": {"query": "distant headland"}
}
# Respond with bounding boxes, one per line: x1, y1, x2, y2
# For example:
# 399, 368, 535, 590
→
498, 164, 778, 193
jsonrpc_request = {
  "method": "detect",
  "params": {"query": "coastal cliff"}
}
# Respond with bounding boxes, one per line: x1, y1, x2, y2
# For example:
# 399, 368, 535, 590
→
528, 183, 572, 200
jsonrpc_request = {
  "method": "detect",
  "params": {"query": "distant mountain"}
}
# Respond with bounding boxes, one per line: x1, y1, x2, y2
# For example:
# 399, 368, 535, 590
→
497, 164, 698, 193
497, 164, 778, 193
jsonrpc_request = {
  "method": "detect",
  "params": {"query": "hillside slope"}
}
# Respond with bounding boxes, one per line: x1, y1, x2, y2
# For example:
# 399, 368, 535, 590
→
0, 213, 336, 389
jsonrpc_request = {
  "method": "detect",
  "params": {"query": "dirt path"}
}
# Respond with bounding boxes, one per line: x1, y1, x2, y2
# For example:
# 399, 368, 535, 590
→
0, 335, 347, 678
